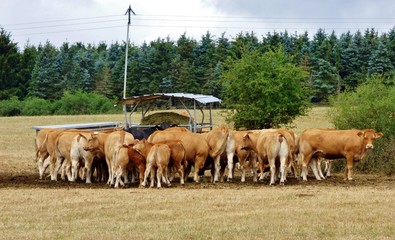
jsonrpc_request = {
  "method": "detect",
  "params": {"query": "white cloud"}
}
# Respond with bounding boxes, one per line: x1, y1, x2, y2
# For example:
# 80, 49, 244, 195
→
1, 0, 394, 49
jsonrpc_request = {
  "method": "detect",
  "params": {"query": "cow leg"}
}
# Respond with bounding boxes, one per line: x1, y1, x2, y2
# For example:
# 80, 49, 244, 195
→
184, 164, 192, 183
250, 152, 258, 183
238, 156, 246, 183
114, 167, 122, 188
156, 167, 163, 189
162, 166, 171, 187
150, 167, 156, 188
269, 157, 276, 185
226, 152, 235, 182
301, 153, 314, 181
41, 157, 50, 180
84, 156, 94, 184
193, 156, 207, 183
49, 155, 58, 181
213, 155, 221, 183
141, 163, 151, 188
279, 156, 287, 185
324, 160, 332, 178
70, 156, 79, 182
138, 164, 146, 188
55, 157, 65, 181
345, 155, 354, 181
37, 152, 49, 180
316, 158, 326, 179
309, 158, 323, 180
258, 157, 266, 182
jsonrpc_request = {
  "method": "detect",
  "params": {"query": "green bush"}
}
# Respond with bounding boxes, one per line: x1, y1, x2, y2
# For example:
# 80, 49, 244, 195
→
21, 97, 53, 116
0, 90, 121, 116
328, 75, 395, 175
0, 96, 22, 116
53, 90, 119, 115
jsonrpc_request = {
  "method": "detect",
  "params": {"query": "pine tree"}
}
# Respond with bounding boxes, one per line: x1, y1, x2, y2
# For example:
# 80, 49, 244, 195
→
368, 37, 393, 75
28, 41, 60, 100
0, 28, 22, 99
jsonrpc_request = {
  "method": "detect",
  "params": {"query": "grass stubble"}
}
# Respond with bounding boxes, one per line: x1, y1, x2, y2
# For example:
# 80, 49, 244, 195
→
0, 107, 394, 240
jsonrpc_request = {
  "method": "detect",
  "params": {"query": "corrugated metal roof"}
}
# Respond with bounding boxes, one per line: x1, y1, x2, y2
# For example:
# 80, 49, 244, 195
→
118, 93, 221, 105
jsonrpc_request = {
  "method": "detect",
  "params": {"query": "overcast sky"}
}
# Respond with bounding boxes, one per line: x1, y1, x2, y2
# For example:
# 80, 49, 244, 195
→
1, 0, 395, 49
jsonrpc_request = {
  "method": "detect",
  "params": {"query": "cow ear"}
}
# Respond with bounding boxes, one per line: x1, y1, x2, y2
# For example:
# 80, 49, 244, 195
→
243, 133, 250, 140
375, 132, 383, 138
357, 131, 364, 137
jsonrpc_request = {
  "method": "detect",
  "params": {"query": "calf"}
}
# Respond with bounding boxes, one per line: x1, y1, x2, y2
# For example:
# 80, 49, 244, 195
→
148, 130, 209, 183
133, 139, 171, 188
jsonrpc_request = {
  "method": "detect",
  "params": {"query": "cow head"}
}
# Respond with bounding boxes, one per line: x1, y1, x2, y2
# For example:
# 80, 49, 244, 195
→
132, 139, 146, 156
83, 132, 100, 151
357, 129, 383, 149
240, 133, 255, 151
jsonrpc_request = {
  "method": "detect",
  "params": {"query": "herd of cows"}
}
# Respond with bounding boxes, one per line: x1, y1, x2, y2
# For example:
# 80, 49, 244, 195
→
34, 124, 383, 188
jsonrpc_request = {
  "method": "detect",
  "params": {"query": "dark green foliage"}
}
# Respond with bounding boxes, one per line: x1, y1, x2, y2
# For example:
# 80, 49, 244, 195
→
0, 28, 23, 100
21, 97, 52, 116
0, 91, 120, 116
221, 48, 311, 129
0, 96, 22, 116
53, 90, 119, 115
329, 76, 395, 175
28, 41, 60, 100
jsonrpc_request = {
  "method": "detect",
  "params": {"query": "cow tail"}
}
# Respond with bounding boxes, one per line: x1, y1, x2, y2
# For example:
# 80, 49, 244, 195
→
278, 134, 284, 144
36, 133, 49, 159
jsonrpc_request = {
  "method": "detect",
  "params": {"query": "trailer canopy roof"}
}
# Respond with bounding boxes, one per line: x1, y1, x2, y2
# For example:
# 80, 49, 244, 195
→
118, 93, 221, 105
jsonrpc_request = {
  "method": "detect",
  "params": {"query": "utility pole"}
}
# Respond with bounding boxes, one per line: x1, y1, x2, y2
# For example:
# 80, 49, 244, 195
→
123, 5, 136, 128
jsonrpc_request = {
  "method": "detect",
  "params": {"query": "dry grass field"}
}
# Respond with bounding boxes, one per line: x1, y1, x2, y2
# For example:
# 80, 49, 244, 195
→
0, 107, 394, 240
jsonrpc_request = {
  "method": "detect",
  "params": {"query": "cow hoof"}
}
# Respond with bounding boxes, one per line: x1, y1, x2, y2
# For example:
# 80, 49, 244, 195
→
227, 178, 233, 182
280, 182, 285, 186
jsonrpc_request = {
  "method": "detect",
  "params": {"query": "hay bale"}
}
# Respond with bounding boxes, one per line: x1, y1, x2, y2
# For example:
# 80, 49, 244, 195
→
141, 112, 192, 125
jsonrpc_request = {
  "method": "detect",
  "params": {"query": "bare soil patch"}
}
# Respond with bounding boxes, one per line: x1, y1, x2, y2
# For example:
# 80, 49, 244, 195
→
1, 170, 393, 190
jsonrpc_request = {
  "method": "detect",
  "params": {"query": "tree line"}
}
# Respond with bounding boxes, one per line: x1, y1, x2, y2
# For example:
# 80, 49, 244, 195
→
1, 27, 395, 103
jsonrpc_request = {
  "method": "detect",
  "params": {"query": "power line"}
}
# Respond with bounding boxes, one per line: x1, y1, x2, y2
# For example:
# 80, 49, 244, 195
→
8, 13, 395, 38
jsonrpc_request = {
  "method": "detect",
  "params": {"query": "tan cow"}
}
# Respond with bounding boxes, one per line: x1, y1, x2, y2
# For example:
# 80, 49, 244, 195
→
122, 140, 147, 188
34, 128, 59, 179
133, 139, 172, 188
148, 130, 209, 183
232, 130, 260, 182
54, 131, 86, 181
241, 129, 291, 185
199, 125, 231, 183
70, 133, 98, 183
150, 139, 187, 185
298, 128, 383, 181
82, 130, 134, 185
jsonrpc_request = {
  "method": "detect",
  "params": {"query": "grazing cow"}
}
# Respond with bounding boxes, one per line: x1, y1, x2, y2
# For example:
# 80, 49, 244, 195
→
241, 129, 291, 185
122, 140, 147, 188
39, 129, 69, 181
54, 131, 87, 181
83, 130, 134, 185
70, 132, 98, 183
34, 128, 58, 179
133, 139, 172, 188
298, 128, 383, 181
200, 125, 231, 183
150, 139, 187, 185
148, 130, 209, 183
